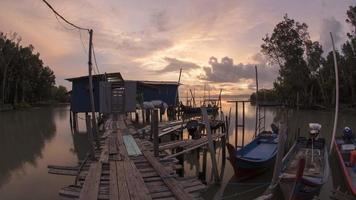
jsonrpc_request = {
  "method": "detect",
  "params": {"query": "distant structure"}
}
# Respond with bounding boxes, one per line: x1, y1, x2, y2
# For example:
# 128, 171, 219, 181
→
67, 72, 180, 132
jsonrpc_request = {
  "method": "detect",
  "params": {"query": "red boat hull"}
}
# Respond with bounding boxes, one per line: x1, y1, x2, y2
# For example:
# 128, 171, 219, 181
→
334, 140, 356, 196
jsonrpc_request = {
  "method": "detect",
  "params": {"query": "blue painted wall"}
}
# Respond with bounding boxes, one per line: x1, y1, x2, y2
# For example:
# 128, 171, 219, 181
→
137, 84, 178, 106
70, 78, 101, 113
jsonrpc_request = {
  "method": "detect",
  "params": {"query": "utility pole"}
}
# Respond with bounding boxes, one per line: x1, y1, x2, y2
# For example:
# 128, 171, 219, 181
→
88, 29, 98, 138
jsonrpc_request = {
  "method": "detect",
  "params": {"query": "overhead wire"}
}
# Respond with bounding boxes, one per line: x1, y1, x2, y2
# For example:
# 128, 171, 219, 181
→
92, 43, 101, 75
42, 0, 102, 75
42, 0, 89, 31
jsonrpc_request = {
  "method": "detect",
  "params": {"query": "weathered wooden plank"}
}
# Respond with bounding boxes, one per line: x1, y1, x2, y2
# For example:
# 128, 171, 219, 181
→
109, 161, 118, 200
125, 160, 152, 200
123, 135, 142, 156
79, 162, 102, 200
141, 149, 193, 200
116, 161, 130, 200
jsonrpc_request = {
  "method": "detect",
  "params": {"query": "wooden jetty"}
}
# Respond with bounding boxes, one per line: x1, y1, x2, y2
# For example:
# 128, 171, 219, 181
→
49, 114, 206, 200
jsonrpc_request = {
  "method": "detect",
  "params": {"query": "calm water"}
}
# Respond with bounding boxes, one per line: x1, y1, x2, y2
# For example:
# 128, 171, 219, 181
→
0, 103, 355, 200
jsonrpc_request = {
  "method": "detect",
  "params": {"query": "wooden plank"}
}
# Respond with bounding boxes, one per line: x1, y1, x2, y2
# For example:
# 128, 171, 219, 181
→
123, 135, 142, 156
116, 161, 130, 200
142, 149, 193, 200
79, 162, 102, 200
124, 160, 152, 200
109, 161, 118, 200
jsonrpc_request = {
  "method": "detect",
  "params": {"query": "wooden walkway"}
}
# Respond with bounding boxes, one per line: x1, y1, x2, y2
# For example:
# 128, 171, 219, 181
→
50, 115, 205, 200
158, 133, 224, 159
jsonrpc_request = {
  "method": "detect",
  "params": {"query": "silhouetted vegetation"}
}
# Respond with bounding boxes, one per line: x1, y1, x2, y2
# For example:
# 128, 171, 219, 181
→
0, 32, 68, 107
257, 7, 356, 108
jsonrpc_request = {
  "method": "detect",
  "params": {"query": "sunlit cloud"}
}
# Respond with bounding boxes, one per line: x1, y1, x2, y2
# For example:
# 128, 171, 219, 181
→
0, 0, 353, 92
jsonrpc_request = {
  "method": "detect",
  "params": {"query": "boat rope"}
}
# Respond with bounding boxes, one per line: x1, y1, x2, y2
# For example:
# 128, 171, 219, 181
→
220, 183, 269, 200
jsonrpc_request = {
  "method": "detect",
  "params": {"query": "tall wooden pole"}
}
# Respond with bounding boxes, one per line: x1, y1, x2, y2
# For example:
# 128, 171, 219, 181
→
201, 107, 220, 183
88, 29, 98, 138
329, 32, 339, 154
235, 102, 238, 148
255, 65, 259, 137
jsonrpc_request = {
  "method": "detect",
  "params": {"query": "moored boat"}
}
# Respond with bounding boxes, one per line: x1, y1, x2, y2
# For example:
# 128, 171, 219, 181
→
333, 127, 356, 196
227, 128, 278, 179
279, 123, 329, 200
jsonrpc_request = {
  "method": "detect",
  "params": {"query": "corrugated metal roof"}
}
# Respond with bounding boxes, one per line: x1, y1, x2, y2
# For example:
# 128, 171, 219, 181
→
66, 72, 123, 82
137, 80, 181, 85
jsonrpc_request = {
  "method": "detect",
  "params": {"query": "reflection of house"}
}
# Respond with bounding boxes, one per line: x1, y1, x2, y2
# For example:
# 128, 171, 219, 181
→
66, 73, 180, 114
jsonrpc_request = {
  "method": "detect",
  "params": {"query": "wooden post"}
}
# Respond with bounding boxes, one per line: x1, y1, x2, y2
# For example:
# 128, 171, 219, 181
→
201, 107, 220, 183
269, 112, 287, 189
141, 108, 145, 124
135, 111, 139, 123
152, 109, 159, 157
255, 65, 259, 137
73, 112, 79, 133
235, 102, 238, 148
201, 147, 207, 183
329, 32, 340, 154
85, 115, 95, 158
85, 112, 89, 133
87, 29, 98, 139
242, 101, 245, 148
145, 109, 150, 123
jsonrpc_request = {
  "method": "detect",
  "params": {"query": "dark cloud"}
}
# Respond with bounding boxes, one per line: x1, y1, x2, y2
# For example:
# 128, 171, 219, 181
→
150, 11, 169, 32
198, 56, 278, 88
156, 57, 201, 73
320, 17, 344, 52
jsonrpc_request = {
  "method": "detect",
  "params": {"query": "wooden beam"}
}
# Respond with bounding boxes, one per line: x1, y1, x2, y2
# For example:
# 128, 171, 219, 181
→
79, 162, 102, 200
201, 107, 220, 183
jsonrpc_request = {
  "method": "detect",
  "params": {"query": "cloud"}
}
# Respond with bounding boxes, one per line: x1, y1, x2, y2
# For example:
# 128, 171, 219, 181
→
199, 56, 278, 88
320, 17, 344, 52
156, 57, 201, 73
150, 11, 170, 32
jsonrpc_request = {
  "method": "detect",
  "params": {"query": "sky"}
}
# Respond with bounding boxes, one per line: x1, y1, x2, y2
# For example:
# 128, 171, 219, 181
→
0, 0, 355, 97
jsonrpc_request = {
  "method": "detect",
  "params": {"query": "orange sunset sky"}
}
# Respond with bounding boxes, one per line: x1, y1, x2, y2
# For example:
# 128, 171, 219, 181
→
0, 0, 354, 97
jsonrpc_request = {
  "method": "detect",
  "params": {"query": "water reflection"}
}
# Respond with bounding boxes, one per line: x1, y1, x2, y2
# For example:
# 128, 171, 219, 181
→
184, 101, 356, 199
0, 108, 56, 187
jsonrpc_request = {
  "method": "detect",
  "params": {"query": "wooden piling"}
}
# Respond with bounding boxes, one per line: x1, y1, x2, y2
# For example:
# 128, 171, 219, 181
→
73, 112, 79, 133
145, 109, 150, 123
201, 107, 220, 183
135, 111, 139, 123
270, 114, 287, 188
152, 109, 159, 157
85, 115, 95, 158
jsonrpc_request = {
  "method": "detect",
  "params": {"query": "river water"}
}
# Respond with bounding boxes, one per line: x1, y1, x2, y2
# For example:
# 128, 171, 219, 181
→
0, 103, 355, 200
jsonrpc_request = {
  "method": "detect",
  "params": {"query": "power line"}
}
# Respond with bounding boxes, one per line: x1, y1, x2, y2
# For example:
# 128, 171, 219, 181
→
92, 43, 101, 75
42, 0, 89, 31
54, 14, 76, 31
78, 30, 88, 55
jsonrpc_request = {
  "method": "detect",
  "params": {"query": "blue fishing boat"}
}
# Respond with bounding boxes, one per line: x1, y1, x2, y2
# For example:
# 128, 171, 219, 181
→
227, 129, 279, 178
279, 124, 329, 200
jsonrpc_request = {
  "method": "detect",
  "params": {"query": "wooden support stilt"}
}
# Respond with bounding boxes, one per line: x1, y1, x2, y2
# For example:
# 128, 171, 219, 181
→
135, 111, 139, 123
141, 108, 145, 124
152, 109, 159, 157
85, 112, 89, 133
235, 102, 238, 147
145, 109, 150, 123
85, 115, 96, 158
201, 107, 220, 183
270, 111, 287, 188
73, 112, 79, 133
201, 147, 207, 183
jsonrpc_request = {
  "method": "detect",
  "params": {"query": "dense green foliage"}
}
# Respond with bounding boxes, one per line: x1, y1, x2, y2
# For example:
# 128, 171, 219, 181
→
260, 8, 356, 108
0, 32, 68, 106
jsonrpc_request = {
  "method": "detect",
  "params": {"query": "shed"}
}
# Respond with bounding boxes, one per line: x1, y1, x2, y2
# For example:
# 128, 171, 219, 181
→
123, 80, 180, 112
67, 73, 124, 113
